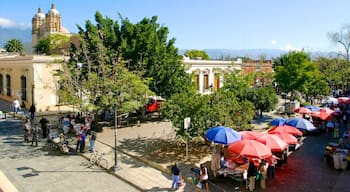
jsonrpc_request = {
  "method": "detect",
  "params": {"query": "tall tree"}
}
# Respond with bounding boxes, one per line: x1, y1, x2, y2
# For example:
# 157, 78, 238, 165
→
184, 49, 210, 60
58, 12, 154, 115
4, 39, 24, 54
34, 36, 51, 55
328, 24, 350, 61
119, 15, 193, 98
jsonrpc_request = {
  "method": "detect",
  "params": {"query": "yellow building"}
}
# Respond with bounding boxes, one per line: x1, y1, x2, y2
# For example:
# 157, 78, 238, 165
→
0, 54, 65, 112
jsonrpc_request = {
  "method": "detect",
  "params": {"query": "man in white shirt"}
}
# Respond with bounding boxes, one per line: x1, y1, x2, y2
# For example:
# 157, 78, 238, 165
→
13, 99, 20, 114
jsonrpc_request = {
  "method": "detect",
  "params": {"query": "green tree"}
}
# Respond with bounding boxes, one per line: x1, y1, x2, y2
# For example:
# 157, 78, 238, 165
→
4, 39, 24, 54
57, 12, 154, 115
34, 37, 51, 55
328, 24, 350, 61
118, 15, 193, 98
184, 49, 210, 60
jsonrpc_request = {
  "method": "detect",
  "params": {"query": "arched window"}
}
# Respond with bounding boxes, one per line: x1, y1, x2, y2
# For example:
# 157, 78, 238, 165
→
6, 74, 11, 96
0, 74, 3, 94
21, 76, 27, 101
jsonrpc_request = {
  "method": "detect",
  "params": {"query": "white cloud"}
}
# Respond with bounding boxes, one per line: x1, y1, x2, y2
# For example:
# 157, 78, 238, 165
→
271, 40, 278, 45
283, 44, 302, 51
0, 17, 30, 29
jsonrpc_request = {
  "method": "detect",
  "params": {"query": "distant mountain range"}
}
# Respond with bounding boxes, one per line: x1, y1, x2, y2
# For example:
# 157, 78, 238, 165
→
0, 27, 342, 59
0, 27, 32, 53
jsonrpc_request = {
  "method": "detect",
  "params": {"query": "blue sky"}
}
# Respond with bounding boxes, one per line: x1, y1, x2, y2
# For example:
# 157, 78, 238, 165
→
0, 0, 349, 52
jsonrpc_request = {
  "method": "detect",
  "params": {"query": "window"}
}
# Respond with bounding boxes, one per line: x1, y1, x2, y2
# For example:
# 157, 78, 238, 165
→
21, 76, 27, 101
6, 74, 11, 96
203, 74, 209, 89
0, 74, 2, 94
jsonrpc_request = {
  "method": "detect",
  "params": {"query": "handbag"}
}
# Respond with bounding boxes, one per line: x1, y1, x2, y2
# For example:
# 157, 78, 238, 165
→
196, 181, 202, 188
178, 177, 184, 187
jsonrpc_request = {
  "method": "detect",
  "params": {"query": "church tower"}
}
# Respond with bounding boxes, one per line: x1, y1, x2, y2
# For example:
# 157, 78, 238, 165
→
31, 4, 66, 49
32, 8, 46, 48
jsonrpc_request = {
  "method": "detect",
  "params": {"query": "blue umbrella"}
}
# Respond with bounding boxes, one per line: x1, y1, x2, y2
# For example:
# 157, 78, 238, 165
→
270, 118, 287, 126
304, 105, 320, 111
205, 126, 242, 145
285, 117, 316, 131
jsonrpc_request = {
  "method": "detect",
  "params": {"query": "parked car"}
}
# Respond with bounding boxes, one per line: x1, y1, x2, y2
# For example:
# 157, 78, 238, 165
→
144, 96, 165, 113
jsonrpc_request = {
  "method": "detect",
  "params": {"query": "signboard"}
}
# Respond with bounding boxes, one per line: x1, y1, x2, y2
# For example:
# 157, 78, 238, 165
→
184, 117, 190, 129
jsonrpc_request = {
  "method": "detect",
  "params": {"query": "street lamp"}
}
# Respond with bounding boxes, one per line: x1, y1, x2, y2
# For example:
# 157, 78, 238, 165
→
114, 93, 123, 171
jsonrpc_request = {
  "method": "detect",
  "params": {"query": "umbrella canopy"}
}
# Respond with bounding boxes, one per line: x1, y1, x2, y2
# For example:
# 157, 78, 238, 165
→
239, 131, 261, 140
268, 125, 303, 136
205, 126, 242, 145
285, 117, 316, 131
324, 97, 338, 105
294, 107, 312, 114
270, 118, 287, 126
337, 97, 350, 105
271, 132, 298, 144
303, 105, 320, 112
227, 139, 272, 159
255, 133, 288, 152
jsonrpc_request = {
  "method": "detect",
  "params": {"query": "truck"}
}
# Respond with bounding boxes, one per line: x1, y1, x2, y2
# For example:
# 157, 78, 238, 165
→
144, 96, 165, 113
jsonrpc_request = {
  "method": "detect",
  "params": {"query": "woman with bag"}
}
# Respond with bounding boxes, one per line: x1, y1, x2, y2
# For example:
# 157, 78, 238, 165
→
197, 163, 209, 192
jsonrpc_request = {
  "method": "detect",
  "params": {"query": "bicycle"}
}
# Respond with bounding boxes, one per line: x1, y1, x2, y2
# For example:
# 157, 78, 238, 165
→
89, 151, 108, 168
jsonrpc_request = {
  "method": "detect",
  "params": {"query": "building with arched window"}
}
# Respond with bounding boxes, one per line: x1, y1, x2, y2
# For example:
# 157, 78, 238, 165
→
0, 54, 64, 112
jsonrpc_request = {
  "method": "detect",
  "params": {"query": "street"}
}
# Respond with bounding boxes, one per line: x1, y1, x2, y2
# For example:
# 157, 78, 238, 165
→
0, 119, 140, 192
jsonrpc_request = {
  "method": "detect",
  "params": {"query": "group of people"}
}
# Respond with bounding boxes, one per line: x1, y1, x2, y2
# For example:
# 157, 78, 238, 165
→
13, 99, 36, 120
23, 116, 49, 146
57, 113, 96, 153
170, 163, 209, 191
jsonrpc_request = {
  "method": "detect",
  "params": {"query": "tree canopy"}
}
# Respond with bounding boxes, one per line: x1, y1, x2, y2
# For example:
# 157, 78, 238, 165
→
4, 39, 24, 54
184, 49, 210, 60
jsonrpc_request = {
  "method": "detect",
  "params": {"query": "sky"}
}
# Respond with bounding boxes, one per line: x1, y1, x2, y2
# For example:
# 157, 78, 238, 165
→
0, 0, 350, 52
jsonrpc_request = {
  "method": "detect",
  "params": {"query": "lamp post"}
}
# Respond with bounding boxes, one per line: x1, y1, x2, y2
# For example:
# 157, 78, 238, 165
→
114, 93, 123, 171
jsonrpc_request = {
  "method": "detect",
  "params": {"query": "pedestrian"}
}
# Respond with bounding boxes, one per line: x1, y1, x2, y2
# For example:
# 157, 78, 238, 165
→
258, 160, 268, 190
79, 125, 87, 153
20, 101, 27, 116
247, 160, 258, 191
29, 104, 36, 121
267, 155, 278, 179
76, 129, 83, 152
23, 118, 31, 143
88, 129, 97, 152
39, 117, 49, 138
31, 123, 39, 146
198, 163, 209, 192
171, 162, 181, 190
13, 99, 20, 115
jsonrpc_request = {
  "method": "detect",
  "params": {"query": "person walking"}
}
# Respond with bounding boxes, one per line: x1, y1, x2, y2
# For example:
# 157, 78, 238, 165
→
29, 104, 36, 121
39, 117, 49, 138
88, 129, 97, 152
171, 162, 181, 190
198, 163, 209, 192
13, 99, 20, 115
20, 101, 27, 116
23, 118, 31, 143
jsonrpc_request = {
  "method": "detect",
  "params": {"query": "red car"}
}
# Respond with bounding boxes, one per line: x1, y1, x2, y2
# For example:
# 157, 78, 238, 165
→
144, 96, 165, 113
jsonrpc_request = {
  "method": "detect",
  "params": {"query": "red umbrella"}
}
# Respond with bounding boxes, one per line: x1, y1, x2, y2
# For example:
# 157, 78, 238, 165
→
294, 107, 312, 114
271, 132, 298, 144
337, 97, 350, 105
227, 139, 272, 160
239, 131, 261, 140
268, 125, 303, 136
255, 133, 288, 152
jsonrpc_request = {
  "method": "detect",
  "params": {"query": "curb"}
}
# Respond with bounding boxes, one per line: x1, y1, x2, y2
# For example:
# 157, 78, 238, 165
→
66, 143, 144, 192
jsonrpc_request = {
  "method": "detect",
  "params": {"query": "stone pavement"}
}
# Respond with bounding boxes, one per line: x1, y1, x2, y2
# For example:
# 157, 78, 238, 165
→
0, 119, 140, 192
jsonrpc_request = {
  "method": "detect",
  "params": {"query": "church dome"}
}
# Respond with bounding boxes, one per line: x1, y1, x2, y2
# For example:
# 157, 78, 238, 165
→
47, 4, 60, 16
34, 8, 45, 19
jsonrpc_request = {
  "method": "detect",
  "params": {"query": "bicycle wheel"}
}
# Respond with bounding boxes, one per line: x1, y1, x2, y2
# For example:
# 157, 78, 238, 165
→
90, 154, 97, 164
98, 158, 108, 169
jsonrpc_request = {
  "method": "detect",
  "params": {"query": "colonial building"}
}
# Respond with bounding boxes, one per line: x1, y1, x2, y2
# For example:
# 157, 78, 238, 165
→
0, 54, 65, 112
183, 56, 273, 94
32, 4, 71, 48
